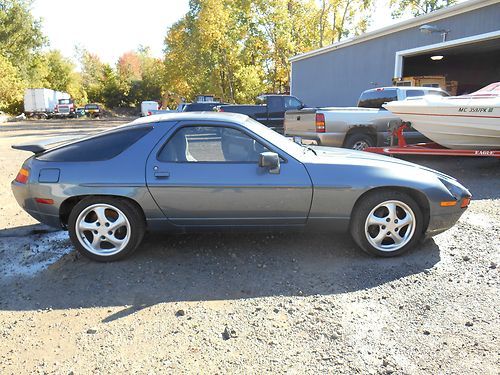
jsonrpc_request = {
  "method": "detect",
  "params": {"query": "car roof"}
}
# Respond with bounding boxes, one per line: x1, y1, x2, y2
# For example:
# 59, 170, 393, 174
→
365, 86, 445, 92
131, 111, 249, 125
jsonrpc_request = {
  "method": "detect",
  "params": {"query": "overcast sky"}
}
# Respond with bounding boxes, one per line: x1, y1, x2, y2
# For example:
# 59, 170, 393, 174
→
30, 0, 428, 65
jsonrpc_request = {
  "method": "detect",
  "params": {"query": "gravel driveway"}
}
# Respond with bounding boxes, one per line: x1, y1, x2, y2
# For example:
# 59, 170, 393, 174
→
0, 119, 498, 374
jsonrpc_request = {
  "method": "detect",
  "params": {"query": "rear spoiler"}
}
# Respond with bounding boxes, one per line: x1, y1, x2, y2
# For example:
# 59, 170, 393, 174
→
12, 135, 82, 154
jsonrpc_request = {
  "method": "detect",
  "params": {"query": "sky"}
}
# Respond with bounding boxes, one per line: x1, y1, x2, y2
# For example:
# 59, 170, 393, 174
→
31, 0, 190, 64
31, 0, 415, 65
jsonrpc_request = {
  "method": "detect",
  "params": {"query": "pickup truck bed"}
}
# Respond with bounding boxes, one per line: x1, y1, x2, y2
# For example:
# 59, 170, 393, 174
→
285, 107, 401, 148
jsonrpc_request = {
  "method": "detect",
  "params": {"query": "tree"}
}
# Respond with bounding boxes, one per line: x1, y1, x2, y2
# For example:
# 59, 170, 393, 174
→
0, 54, 24, 113
0, 0, 46, 81
163, 0, 373, 102
137, 53, 165, 104
390, 0, 457, 18
43, 51, 75, 91
79, 50, 107, 104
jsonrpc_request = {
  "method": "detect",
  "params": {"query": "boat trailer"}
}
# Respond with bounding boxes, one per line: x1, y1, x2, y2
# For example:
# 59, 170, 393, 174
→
365, 123, 500, 158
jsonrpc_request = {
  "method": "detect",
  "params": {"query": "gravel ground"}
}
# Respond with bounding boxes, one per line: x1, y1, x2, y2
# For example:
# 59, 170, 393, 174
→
0, 119, 498, 374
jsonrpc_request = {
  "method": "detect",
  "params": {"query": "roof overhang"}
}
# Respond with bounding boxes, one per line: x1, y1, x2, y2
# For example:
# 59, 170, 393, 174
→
393, 29, 500, 78
289, 0, 499, 63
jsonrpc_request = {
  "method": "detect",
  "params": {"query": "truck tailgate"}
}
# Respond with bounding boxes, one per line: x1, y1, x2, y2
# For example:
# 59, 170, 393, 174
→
284, 109, 317, 135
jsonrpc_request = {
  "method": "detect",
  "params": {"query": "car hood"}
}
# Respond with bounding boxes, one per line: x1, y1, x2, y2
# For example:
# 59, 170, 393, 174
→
305, 146, 456, 180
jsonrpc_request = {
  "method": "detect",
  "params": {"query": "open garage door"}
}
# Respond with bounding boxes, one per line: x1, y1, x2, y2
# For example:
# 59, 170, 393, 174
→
394, 31, 500, 95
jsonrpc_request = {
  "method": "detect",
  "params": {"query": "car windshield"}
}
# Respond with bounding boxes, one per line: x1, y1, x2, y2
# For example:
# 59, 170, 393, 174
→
244, 117, 307, 159
59, 99, 71, 104
85, 104, 98, 109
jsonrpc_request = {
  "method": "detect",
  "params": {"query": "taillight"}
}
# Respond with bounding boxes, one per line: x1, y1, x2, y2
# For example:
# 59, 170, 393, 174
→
218, 107, 224, 112
15, 168, 30, 184
147, 111, 152, 116
315, 113, 325, 133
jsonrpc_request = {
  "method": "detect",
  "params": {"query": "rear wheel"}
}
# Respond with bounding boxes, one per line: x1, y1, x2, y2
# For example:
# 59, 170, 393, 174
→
68, 197, 145, 261
344, 133, 374, 150
350, 191, 423, 257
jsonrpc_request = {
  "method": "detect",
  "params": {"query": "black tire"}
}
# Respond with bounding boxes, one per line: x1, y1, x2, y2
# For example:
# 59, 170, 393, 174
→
350, 190, 424, 257
344, 133, 375, 150
68, 196, 145, 262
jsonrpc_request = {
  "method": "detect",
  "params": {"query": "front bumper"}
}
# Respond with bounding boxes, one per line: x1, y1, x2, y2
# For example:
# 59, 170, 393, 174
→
425, 208, 467, 237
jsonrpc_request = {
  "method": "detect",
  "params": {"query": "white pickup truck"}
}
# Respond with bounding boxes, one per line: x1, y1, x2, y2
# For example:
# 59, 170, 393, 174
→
284, 86, 449, 150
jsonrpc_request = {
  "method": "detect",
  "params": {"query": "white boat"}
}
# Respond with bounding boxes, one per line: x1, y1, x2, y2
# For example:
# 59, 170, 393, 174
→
383, 83, 500, 150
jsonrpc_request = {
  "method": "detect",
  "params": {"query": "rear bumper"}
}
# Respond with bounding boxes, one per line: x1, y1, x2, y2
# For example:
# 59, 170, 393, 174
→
285, 131, 346, 147
11, 180, 62, 229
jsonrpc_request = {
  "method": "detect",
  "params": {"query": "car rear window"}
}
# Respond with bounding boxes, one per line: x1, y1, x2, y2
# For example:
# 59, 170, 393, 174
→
37, 125, 153, 162
357, 89, 398, 109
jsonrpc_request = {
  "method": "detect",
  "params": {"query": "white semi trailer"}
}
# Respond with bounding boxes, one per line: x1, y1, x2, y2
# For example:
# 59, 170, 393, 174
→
24, 88, 70, 119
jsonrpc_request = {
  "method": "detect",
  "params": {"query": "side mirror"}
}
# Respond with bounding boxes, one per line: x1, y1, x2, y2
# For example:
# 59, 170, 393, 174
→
293, 136, 302, 145
259, 152, 280, 174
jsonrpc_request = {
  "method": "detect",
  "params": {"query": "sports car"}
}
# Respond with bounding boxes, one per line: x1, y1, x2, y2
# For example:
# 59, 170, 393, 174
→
12, 112, 471, 261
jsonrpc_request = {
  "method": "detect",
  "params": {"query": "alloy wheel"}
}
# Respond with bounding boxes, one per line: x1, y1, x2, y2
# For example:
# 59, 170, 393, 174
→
75, 203, 131, 256
352, 140, 370, 150
364, 200, 416, 252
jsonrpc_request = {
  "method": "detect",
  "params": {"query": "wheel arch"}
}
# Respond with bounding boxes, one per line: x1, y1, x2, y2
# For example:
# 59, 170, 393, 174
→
350, 186, 430, 234
342, 126, 377, 147
59, 195, 146, 228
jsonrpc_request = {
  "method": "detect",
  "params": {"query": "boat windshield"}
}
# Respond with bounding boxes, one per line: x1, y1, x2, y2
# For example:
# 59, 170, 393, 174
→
469, 82, 500, 97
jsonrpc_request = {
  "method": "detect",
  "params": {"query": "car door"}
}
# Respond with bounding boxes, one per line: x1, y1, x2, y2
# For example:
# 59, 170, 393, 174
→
145, 121, 312, 226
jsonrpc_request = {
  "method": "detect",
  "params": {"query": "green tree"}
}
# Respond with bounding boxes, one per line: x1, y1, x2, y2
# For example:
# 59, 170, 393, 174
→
137, 52, 165, 104
0, 0, 46, 82
390, 0, 457, 18
79, 49, 107, 104
0, 54, 24, 113
43, 50, 74, 91
101, 65, 126, 108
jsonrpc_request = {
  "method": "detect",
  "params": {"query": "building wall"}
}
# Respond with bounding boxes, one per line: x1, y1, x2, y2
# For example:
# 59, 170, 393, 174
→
291, 2, 500, 107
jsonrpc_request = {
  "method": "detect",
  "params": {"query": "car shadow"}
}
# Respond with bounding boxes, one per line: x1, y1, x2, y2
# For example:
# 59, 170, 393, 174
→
0, 227, 441, 323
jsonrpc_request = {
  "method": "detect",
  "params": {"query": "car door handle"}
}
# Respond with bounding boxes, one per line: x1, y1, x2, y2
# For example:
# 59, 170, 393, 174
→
296, 115, 300, 120
154, 172, 170, 178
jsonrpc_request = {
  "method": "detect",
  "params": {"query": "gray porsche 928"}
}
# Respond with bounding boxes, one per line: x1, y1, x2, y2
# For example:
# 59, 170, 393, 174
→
12, 112, 471, 261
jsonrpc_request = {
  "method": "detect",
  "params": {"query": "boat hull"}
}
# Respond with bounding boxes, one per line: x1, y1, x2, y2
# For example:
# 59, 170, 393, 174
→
385, 99, 500, 150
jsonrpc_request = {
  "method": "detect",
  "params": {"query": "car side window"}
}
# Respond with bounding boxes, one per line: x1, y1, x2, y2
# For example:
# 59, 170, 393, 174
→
284, 97, 302, 110
267, 97, 283, 113
157, 126, 270, 163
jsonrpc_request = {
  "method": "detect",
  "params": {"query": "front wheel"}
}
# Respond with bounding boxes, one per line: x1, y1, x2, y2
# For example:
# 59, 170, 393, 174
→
68, 197, 145, 261
350, 191, 424, 257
